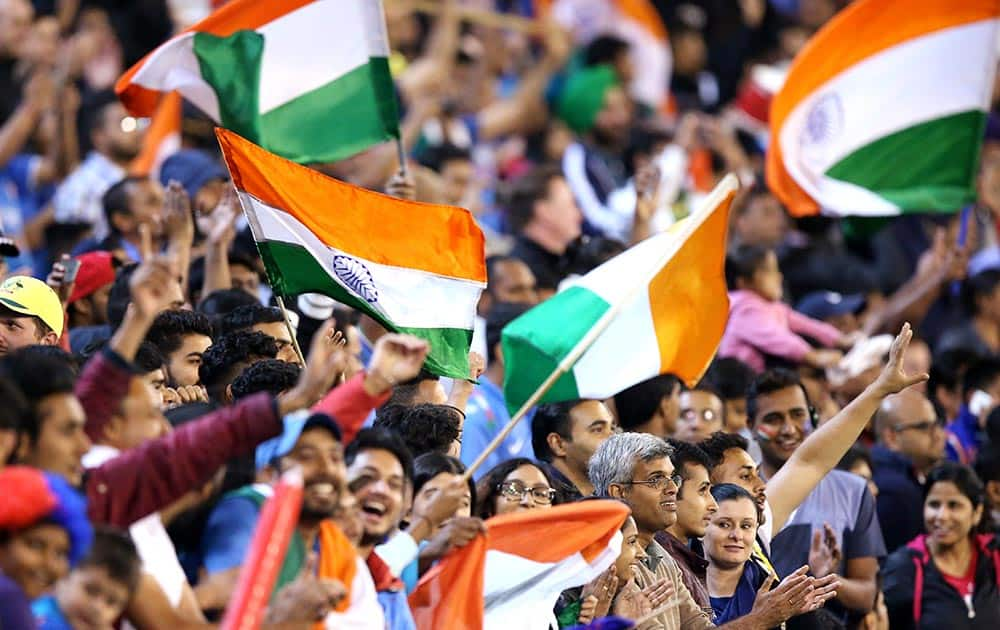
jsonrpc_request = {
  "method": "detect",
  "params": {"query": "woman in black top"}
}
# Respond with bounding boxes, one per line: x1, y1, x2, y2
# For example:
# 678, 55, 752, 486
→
884, 462, 1000, 629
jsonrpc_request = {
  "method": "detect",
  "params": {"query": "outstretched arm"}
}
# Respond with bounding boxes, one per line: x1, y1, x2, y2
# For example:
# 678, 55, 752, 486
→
766, 324, 928, 533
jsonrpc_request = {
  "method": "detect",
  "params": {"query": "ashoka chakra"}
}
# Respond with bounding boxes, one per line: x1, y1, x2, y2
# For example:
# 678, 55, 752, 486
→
332, 255, 379, 304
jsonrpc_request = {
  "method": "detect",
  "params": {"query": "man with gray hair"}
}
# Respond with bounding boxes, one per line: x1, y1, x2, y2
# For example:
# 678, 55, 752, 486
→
590, 433, 804, 629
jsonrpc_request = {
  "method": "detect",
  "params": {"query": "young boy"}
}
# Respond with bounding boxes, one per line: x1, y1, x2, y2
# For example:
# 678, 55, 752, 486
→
32, 527, 141, 630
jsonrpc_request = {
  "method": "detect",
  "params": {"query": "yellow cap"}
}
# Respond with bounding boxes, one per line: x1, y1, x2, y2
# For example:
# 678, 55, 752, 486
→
0, 276, 64, 337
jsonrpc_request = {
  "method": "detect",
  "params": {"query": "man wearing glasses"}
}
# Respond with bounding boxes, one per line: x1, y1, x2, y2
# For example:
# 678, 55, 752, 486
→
872, 389, 946, 553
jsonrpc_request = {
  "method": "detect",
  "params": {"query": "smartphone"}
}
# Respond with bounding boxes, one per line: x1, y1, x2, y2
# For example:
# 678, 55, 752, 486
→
62, 258, 81, 284
970, 390, 994, 416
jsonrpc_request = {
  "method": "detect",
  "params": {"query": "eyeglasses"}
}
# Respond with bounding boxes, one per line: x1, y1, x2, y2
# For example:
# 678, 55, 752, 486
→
680, 409, 718, 423
621, 474, 684, 492
498, 481, 557, 504
893, 418, 944, 433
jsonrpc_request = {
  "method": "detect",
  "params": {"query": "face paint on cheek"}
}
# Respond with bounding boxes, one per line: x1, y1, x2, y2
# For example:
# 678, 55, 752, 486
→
755, 424, 779, 442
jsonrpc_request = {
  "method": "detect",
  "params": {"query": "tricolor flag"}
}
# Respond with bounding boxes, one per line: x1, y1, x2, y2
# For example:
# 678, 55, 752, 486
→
130, 92, 182, 179
116, 0, 399, 164
547, 0, 671, 110
767, 0, 1000, 217
502, 175, 736, 414
215, 128, 486, 379
409, 501, 627, 630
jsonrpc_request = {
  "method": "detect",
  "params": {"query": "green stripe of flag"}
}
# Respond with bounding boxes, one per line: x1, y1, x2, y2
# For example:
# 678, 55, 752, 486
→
192, 31, 399, 164
257, 240, 470, 378
825, 110, 986, 211
501, 286, 610, 414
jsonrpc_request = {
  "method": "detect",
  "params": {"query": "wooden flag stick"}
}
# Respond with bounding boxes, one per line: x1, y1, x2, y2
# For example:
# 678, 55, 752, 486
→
388, 0, 542, 33
462, 174, 740, 481
275, 295, 306, 365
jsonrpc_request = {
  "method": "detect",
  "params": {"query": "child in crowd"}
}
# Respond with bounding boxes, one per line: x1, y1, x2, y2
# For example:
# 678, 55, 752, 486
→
719, 245, 852, 373
32, 528, 142, 630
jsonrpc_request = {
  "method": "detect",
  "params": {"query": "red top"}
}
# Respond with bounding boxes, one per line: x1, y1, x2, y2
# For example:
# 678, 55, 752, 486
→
940, 550, 978, 599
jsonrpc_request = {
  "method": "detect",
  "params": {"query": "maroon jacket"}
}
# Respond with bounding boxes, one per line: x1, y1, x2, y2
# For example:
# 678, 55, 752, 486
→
78, 349, 282, 528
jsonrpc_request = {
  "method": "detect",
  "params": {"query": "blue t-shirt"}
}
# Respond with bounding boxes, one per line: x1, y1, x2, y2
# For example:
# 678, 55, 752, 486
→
460, 376, 534, 480
0, 153, 54, 276
202, 492, 261, 573
32, 594, 72, 630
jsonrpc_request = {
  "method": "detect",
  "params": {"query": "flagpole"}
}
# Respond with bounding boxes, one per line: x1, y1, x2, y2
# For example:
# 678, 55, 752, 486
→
395, 136, 409, 178
463, 174, 740, 481
227, 177, 307, 365
275, 295, 306, 365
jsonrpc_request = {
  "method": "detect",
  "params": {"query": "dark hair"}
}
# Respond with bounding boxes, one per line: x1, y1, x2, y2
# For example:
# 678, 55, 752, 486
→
145, 310, 213, 360
929, 348, 980, 417
0, 349, 76, 443
412, 452, 477, 510
974, 445, 1000, 484
475, 457, 559, 519
485, 302, 532, 363
987, 407, 1000, 445
583, 34, 630, 67
134, 342, 165, 375
18, 346, 79, 374
746, 368, 811, 426
699, 431, 750, 471
710, 483, 759, 522
197, 289, 260, 319
962, 269, 1000, 317
564, 235, 628, 276
613, 374, 680, 431
384, 369, 440, 408
230, 359, 301, 400
0, 377, 29, 461
924, 461, 986, 511
345, 428, 415, 486
485, 256, 523, 297
962, 358, 1000, 399
666, 439, 712, 499
503, 164, 564, 233
373, 404, 461, 459
102, 177, 147, 236
107, 263, 139, 330
531, 400, 581, 463
725, 244, 773, 290
198, 330, 279, 400
837, 444, 873, 475
219, 304, 284, 337
79, 527, 142, 594
419, 143, 472, 173
703, 358, 755, 401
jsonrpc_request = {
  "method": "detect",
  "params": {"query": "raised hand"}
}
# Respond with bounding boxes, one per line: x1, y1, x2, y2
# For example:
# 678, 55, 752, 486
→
266, 553, 346, 623
581, 565, 618, 619
577, 595, 599, 624
129, 256, 179, 321
364, 333, 430, 396
612, 567, 653, 620
279, 320, 347, 414
385, 169, 416, 201
420, 516, 485, 561
46, 254, 74, 307
808, 523, 842, 579
412, 477, 472, 535
162, 180, 194, 245
749, 566, 811, 627
871, 323, 929, 397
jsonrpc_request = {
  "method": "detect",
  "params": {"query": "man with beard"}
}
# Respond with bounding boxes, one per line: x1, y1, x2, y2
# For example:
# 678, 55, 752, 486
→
345, 428, 472, 630
52, 92, 146, 242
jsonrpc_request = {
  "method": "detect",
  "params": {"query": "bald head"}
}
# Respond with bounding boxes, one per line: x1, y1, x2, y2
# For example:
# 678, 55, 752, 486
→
875, 389, 944, 470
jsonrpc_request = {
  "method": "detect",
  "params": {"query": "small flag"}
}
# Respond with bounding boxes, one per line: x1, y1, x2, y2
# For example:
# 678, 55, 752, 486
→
116, 0, 399, 164
549, 0, 671, 109
767, 0, 1000, 217
215, 129, 486, 379
502, 176, 736, 414
409, 501, 628, 630
130, 92, 182, 179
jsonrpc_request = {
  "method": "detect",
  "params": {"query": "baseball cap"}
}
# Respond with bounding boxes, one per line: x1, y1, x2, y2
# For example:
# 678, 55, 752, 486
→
0, 276, 64, 337
795, 291, 865, 321
255, 410, 342, 470
68, 251, 117, 304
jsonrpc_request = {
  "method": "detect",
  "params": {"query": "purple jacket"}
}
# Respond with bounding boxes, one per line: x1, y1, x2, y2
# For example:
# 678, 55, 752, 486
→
78, 349, 283, 528
718, 290, 842, 372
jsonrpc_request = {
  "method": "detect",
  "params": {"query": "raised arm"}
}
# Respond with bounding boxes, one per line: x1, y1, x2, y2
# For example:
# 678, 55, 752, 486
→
766, 324, 928, 533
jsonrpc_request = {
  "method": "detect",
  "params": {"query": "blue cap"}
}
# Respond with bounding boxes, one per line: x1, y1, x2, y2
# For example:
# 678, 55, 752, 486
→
159, 149, 228, 198
255, 411, 342, 470
795, 291, 865, 321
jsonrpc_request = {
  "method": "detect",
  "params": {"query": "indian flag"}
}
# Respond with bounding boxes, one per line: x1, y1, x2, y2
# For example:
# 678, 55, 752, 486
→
767, 0, 1000, 217
215, 128, 486, 379
409, 501, 627, 630
502, 175, 736, 414
116, 0, 398, 164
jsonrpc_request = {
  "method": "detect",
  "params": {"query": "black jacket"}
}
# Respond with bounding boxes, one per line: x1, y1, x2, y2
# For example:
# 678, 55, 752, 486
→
884, 534, 1000, 630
